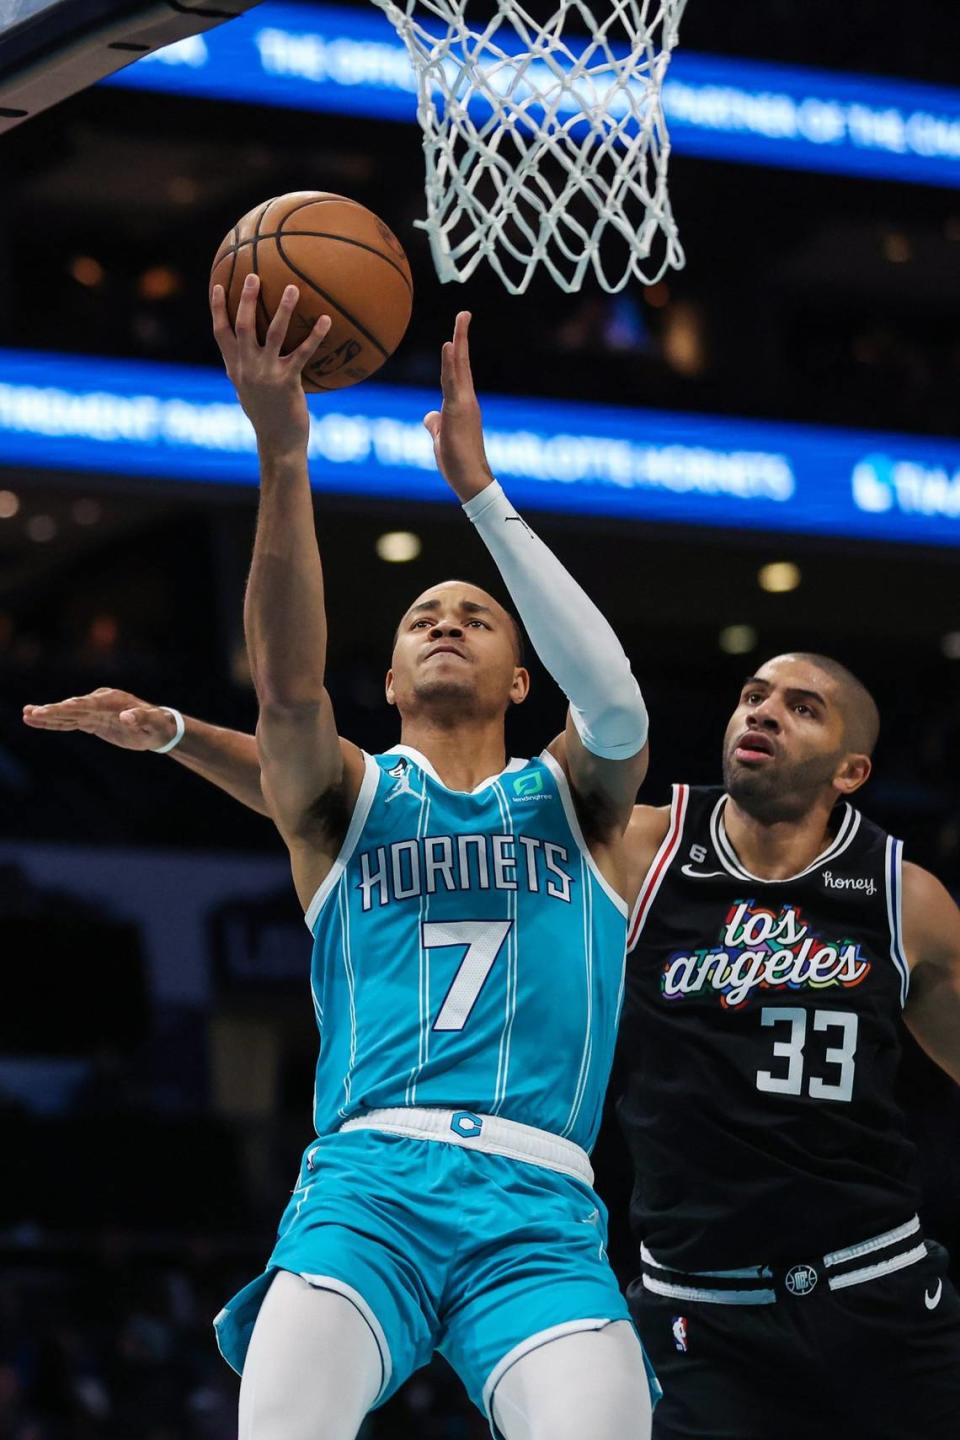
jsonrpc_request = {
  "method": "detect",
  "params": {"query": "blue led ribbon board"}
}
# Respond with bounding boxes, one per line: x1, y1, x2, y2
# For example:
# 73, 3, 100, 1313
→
1, 349, 959, 547
101, 3, 960, 189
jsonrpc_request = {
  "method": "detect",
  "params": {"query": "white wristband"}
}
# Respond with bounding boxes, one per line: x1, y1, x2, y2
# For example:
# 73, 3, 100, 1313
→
153, 707, 185, 754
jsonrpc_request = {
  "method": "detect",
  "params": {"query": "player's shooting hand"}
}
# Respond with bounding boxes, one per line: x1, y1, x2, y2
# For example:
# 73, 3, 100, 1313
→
210, 275, 332, 459
423, 312, 496, 503
23, 688, 179, 752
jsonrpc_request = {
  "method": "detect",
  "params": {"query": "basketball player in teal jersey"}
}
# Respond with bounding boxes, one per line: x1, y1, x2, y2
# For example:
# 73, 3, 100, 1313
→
27, 279, 658, 1440
33, 659, 960, 1440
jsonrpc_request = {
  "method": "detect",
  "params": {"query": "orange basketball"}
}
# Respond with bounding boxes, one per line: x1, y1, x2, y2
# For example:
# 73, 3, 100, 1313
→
210, 191, 413, 392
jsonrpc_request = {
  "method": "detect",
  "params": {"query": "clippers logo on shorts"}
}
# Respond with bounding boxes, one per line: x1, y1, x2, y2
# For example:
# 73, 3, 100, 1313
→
785, 1264, 818, 1297
672, 1316, 689, 1352
660, 899, 871, 1010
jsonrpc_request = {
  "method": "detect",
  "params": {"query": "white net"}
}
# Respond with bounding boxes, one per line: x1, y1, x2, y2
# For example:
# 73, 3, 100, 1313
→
372, 0, 689, 294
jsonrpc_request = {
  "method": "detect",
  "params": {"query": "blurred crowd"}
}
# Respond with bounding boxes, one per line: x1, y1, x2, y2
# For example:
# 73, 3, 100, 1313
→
0, 1248, 488, 1440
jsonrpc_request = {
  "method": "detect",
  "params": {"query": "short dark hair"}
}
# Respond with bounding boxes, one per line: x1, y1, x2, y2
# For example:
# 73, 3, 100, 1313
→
782, 652, 880, 757
505, 611, 527, 667
392, 595, 526, 666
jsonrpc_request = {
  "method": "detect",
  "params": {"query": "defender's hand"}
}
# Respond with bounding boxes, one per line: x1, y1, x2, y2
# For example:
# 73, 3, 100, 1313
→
423, 311, 496, 503
23, 688, 180, 752
210, 275, 331, 459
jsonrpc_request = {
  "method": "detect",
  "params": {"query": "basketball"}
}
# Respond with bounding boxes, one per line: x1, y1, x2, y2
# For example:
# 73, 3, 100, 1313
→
209, 191, 413, 392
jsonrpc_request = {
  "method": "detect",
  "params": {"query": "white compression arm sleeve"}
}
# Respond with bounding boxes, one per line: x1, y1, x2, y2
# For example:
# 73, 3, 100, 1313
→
463, 481, 648, 759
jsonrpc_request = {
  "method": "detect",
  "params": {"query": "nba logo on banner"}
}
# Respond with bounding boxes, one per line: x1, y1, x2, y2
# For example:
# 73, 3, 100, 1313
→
672, 1315, 688, 1353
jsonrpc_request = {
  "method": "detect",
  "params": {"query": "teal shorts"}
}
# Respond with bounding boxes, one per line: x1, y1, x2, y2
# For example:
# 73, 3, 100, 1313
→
214, 1127, 659, 1425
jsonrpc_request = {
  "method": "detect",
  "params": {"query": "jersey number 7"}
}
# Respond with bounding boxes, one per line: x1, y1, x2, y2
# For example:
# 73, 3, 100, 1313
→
424, 920, 513, 1032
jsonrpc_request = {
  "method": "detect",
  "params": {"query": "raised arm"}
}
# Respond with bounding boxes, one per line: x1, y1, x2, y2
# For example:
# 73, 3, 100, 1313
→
22, 687, 268, 816
211, 274, 365, 908
902, 861, 960, 1086
423, 312, 649, 842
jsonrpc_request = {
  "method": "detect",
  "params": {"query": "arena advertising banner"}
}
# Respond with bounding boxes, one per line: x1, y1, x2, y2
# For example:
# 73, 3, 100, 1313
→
101, 2, 960, 189
1, 349, 959, 547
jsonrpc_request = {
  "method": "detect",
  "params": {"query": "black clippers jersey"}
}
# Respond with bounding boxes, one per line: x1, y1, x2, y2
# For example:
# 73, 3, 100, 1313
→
617, 785, 920, 1271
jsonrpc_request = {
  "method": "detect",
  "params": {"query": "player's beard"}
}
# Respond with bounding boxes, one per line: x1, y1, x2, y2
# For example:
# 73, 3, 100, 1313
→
722, 745, 844, 824
410, 672, 482, 717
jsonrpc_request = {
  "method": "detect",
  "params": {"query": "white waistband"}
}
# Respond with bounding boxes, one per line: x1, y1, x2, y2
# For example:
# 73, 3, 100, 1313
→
641, 1215, 925, 1304
824, 1213, 921, 1268
642, 1274, 779, 1306
339, 1107, 594, 1186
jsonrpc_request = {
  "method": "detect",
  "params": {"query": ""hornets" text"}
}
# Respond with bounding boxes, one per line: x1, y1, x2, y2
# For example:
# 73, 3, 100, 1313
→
357, 834, 574, 910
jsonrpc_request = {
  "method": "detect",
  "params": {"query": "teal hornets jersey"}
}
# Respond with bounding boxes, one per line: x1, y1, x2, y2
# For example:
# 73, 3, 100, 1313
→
304, 745, 629, 1153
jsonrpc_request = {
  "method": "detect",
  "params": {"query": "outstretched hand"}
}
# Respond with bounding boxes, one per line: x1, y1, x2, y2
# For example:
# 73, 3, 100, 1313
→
423, 311, 496, 503
210, 275, 331, 457
23, 688, 180, 752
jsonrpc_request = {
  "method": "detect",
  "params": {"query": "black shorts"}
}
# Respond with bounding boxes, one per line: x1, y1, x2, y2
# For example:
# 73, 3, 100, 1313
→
631, 1240, 960, 1440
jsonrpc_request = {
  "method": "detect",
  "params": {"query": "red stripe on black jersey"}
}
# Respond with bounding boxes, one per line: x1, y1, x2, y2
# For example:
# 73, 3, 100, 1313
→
628, 783, 689, 951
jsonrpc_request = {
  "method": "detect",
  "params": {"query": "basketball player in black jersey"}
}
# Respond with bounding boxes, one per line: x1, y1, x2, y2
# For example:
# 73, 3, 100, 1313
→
619, 651, 960, 1439
23, 654, 960, 1436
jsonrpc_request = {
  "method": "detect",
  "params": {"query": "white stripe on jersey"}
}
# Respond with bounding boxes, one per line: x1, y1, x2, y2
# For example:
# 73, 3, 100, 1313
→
304, 750, 380, 933
337, 879, 358, 1119
884, 835, 910, 1008
406, 787, 432, 1105
562, 853, 594, 1139
491, 780, 519, 1115
712, 794, 862, 883
539, 750, 627, 917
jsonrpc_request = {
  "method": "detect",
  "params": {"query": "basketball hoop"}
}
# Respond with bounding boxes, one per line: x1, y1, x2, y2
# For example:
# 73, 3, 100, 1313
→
372, 0, 689, 294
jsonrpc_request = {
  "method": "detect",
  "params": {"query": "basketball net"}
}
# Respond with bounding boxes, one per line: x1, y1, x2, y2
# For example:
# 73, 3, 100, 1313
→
372, 0, 689, 294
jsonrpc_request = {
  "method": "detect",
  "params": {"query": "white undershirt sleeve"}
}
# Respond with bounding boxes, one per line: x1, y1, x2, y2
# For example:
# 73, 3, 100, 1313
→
463, 481, 648, 760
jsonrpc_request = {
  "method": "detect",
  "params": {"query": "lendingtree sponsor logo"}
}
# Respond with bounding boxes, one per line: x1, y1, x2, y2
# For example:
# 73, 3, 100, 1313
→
512, 772, 546, 800
852, 453, 960, 520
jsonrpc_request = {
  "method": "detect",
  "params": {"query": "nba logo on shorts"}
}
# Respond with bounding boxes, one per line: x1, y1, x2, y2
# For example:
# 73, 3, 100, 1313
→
671, 1315, 688, 1353
785, 1263, 818, 1297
